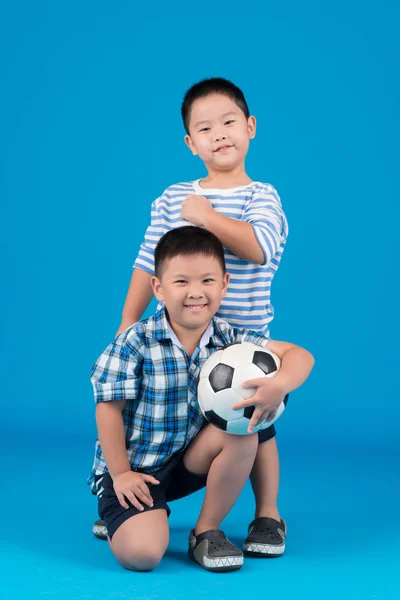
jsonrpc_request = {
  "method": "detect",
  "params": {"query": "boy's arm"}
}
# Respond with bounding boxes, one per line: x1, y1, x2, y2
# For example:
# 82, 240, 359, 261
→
231, 336, 314, 432
117, 196, 167, 335
96, 400, 131, 478
204, 211, 264, 264
266, 339, 315, 394
181, 187, 287, 265
181, 195, 263, 263
117, 269, 154, 335
91, 333, 144, 470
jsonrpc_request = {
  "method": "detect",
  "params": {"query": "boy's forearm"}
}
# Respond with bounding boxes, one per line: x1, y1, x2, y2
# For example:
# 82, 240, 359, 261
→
96, 402, 131, 478
276, 348, 315, 394
203, 211, 264, 264
118, 268, 154, 334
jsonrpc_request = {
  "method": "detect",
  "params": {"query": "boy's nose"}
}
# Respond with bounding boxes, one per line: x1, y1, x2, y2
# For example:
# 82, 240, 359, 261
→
187, 289, 205, 298
214, 132, 226, 142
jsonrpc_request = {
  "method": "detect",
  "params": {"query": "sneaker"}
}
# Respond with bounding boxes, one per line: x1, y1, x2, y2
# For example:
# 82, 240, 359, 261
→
243, 517, 287, 557
92, 519, 108, 540
188, 529, 243, 572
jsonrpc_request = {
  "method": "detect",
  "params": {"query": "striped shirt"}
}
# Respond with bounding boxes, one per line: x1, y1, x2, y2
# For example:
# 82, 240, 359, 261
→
88, 307, 270, 492
134, 179, 288, 336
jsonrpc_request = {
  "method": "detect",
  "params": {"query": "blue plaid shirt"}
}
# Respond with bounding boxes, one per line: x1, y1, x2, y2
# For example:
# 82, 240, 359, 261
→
88, 307, 269, 491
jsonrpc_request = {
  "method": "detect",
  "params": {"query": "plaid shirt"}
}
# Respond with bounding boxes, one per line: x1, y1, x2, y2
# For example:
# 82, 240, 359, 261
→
88, 307, 269, 491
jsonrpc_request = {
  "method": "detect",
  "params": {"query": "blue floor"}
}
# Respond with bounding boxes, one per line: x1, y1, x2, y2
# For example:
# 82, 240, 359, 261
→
2, 438, 399, 600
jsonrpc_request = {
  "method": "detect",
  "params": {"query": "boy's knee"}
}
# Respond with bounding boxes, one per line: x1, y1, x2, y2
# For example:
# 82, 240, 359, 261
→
115, 541, 167, 572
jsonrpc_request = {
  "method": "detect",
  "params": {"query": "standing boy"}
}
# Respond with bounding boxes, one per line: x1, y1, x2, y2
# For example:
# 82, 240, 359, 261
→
95, 78, 290, 557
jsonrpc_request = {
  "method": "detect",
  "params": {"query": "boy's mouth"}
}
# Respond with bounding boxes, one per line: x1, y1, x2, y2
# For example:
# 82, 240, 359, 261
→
184, 303, 208, 312
214, 144, 233, 153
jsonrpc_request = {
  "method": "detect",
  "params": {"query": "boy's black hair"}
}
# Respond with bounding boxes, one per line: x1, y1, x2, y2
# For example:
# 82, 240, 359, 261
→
154, 226, 226, 277
181, 77, 250, 134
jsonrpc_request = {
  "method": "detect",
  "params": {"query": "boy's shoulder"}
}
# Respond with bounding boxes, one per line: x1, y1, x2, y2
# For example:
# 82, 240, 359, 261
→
159, 181, 196, 198
115, 309, 170, 348
251, 181, 280, 197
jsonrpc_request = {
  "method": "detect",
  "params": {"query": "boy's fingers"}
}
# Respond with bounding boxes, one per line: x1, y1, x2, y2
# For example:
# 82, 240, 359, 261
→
267, 410, 278, 422
116, 492, 129, 510
248, 409, 263, 433
144, 475, 160, 485
232, 397, 256, 410
137, 482, 153, 501
125, 491, 144, 512
242, 378, 264, 389
137, 482, 152, 498
257, 410, 270, 425
135, 486, 154, 507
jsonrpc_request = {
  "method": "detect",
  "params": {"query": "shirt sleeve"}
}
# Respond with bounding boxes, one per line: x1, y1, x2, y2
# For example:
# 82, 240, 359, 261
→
133, 195, 168, 275
90, 333, 144, 404
242, 185, 288, 266
229, 326, 270, 348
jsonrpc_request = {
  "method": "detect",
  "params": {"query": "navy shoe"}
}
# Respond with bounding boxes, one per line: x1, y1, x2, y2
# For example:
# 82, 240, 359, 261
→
189, 529, 243, 572
243, 517, 287, 557
92, 519, 108, 540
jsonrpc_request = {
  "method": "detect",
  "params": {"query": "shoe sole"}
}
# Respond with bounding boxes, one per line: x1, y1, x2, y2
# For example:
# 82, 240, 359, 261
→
243, 542, 285, 558
188, 546, 243, 572
92, 522, 108, 540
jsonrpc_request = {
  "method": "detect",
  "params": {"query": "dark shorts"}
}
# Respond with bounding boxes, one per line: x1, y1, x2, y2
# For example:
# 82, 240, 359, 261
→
97, 404, 286, 539
96, 453, 208, 539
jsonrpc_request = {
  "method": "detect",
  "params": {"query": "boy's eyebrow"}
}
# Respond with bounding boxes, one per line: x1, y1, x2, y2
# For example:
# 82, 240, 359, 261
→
194, 111, 238, 128
171, 272, 218, 278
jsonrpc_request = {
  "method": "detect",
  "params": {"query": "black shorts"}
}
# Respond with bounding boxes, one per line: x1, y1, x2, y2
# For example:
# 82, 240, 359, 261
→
96, 418, 281, 540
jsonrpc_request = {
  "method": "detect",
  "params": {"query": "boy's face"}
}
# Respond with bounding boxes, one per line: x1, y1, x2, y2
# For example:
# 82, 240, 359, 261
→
151, 254, 230, 335
184, 93, 256, 172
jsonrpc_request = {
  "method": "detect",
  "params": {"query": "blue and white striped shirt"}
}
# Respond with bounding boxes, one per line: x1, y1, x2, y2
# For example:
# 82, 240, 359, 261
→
134, 180, 288, 336
88, 307, 270, 492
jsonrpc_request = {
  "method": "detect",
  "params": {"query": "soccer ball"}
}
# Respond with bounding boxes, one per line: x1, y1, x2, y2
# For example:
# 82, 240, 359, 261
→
197, 342, 286, 435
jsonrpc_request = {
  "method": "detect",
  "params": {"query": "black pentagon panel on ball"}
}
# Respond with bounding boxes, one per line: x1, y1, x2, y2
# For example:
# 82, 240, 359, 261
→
204, 410, 228, 431
209, 363, 234, 393
252, 351, 277, 375
243, 405, 256, 420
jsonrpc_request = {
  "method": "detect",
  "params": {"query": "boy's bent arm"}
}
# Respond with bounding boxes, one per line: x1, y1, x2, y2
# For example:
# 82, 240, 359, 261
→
203, 211, 265, 264
117, 268, 154, 335
96, 401, 131, 478
267, 340, 315, 393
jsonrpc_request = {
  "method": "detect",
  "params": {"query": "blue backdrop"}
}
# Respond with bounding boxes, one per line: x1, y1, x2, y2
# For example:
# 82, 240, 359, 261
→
1, 2, 399, 599
2, 1, 398, 448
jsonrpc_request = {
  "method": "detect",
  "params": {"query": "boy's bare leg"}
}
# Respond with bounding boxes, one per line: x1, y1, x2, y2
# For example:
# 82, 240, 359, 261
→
243, 437, 286, 558
250, 438, 281, 521
183, 425, 259, 534
110, 509, 169, 571
110, 426, 257, 572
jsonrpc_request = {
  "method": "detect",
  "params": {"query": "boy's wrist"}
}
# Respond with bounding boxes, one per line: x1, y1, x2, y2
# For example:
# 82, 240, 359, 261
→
273, 371, 291, 396
202, 205, 219, 229
109, 463, 132, 480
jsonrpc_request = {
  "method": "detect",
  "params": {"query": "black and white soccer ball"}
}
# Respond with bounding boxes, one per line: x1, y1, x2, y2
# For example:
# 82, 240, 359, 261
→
197, 342, 286, 435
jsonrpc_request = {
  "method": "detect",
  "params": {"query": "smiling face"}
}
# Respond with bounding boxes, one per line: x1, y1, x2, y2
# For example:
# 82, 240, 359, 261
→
184, 93, 256, 172
151, 253, 230, 339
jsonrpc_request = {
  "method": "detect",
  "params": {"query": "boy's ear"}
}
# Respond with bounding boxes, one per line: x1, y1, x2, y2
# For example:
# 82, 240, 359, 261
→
184, 135, 198, 156
151, 276, 164, 302
221, 272, 230, 297
247, 116, 256, 140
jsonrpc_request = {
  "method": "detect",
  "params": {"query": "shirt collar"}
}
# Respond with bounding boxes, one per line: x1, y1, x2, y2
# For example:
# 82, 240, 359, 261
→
146, 306, 227, 349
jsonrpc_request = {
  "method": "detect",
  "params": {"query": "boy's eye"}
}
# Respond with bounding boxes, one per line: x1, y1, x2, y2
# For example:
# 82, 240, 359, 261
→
204, 279, 214, 283
174, 280, 187, 284
199, 127, 210, 132
224, 120, 235, 125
